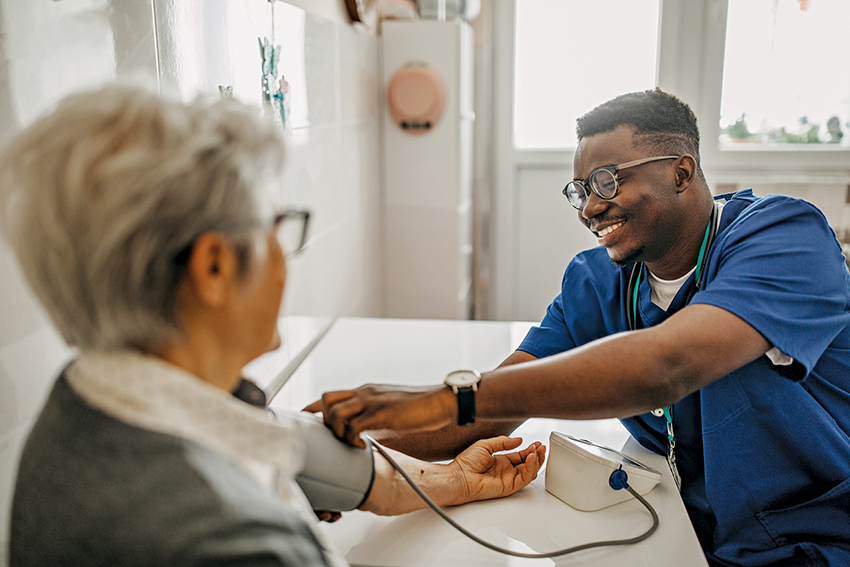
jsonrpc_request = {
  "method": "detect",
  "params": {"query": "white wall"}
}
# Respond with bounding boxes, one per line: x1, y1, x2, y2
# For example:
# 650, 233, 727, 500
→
0, 1, 382, 563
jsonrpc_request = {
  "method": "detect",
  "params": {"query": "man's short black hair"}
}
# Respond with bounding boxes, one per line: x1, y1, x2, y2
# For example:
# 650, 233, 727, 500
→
577, 88, 703, 176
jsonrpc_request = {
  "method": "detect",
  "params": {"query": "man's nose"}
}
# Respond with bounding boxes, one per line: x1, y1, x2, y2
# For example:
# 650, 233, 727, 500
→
580, 190, 608, 222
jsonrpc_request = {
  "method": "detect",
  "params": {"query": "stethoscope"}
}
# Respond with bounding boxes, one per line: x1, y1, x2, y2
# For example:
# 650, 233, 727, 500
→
626, 203, 720, 331
625, 202, 720, 490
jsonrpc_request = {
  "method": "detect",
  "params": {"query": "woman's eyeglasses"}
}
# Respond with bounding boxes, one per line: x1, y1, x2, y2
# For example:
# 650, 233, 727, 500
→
172, 208, 313, 265
563, 155, 680, 210
274, 208, 311, 258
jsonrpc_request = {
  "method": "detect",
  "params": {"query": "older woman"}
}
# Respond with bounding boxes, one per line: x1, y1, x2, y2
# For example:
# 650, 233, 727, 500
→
0, 83, 545, 567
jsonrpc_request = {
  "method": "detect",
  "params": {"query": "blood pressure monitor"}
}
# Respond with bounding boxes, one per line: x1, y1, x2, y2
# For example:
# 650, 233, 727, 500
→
546, 432, 662, 511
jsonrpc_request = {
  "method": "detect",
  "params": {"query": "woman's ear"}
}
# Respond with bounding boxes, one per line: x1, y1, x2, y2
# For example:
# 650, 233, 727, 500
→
185, 233, 239, 307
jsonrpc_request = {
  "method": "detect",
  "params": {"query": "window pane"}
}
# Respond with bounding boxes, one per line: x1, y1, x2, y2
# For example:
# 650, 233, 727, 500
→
513, 0, 660, 149
720, 0, 850, 147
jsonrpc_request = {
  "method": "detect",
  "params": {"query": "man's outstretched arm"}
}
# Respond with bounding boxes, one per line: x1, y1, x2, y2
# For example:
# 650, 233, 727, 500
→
314, 304, 770, 448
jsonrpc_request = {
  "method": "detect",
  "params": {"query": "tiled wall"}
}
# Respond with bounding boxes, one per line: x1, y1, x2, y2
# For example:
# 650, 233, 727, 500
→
0, 1, 382, 562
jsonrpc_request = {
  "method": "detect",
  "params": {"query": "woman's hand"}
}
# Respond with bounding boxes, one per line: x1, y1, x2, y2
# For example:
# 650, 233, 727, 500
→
360, 436, 546, 516
313, 510, 342, 523
304, 384, 457, 448
447, 436, 546, 505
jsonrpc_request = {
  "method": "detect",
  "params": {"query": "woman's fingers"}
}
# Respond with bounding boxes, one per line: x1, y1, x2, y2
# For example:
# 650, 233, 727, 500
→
520, 451, 538, 486
472, 435, 523, 454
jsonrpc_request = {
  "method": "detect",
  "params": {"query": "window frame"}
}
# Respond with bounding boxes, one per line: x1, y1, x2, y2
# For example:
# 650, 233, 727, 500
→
681, 0, 850, 184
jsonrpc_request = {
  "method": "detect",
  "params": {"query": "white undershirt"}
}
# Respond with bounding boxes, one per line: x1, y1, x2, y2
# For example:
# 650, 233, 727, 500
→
646, 268, 694, 312
645, 201, 792, 367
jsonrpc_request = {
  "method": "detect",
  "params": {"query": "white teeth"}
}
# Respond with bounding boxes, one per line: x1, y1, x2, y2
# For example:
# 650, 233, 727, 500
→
598, 222, 624, 237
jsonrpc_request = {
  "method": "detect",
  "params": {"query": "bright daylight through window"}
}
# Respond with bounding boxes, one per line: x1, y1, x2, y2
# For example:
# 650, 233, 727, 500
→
513, 0, 660, 149
720, 0, 850, 148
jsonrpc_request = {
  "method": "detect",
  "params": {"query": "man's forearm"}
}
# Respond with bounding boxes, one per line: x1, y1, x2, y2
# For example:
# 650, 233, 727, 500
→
476, 306, 771, 421
315, 307, 772, 449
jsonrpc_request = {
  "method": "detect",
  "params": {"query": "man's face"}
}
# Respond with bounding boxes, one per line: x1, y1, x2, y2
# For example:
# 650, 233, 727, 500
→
573, 125, 682, 267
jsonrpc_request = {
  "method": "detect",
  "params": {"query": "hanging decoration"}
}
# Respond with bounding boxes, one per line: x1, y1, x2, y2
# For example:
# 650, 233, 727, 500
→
259, 37, 289, 131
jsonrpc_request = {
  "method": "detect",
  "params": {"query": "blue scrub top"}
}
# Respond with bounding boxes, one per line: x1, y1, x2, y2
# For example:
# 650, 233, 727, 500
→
519, 190, 850, 566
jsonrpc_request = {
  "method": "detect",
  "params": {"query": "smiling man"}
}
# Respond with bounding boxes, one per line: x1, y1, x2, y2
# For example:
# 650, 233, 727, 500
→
312, 89, 850, 566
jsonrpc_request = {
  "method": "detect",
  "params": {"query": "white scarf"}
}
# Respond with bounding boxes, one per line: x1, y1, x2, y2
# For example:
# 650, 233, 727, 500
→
66, 349, 350, 567
66, 349, 304, 480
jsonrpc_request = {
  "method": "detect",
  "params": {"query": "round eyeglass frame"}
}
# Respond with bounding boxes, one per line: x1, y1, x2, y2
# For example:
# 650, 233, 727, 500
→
563, 155, 680, 210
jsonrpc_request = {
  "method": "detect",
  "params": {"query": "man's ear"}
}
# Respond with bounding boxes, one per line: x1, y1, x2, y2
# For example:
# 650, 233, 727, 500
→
674, 154, 698, 192
185, 233, 239, 307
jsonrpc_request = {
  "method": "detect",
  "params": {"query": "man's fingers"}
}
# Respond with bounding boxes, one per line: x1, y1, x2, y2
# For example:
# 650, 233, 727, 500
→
319, 390, 358, 414
342, 411, 388, 449
304, 392, 369, 448
317, 390, 391, 448
339, 413, 367, 449
325, 397, 366, 441
311, 384, 453, 448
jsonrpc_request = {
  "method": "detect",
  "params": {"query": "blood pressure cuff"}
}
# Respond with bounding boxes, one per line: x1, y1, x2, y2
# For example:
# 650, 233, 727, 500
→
291, 412, 375, 511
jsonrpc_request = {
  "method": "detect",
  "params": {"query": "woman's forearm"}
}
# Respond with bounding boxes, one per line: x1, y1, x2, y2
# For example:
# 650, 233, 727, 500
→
359, 448, 465, 516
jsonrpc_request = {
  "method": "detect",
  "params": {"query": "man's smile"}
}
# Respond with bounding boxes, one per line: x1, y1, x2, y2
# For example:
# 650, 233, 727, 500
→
591, 220, 626, 241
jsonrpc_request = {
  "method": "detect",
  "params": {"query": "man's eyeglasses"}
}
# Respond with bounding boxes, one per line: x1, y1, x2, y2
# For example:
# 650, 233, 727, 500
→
563, 155, 679, 210
274, 208, 311, 258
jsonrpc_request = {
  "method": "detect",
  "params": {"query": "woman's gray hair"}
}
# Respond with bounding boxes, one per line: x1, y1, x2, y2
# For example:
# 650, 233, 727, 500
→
0, 82, 286, 350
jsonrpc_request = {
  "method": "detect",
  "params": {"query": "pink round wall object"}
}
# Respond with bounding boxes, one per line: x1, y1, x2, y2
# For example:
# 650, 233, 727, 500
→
386, 64, 447, 135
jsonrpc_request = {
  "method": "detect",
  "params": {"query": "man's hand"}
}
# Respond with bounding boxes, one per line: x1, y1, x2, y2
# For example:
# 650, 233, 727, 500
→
304, 384, 456, 448
447, 436, 546, 505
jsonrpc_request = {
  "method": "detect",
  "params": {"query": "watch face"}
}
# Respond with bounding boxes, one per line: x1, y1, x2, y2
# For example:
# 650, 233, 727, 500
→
445, 370, 481, 387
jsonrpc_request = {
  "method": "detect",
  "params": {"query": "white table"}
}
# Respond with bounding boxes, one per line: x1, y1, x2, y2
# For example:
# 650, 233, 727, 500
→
269, 317, 708, 567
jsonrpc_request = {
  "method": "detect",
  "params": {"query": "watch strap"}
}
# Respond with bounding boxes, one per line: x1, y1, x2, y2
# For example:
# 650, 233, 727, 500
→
456, 386, 476, 426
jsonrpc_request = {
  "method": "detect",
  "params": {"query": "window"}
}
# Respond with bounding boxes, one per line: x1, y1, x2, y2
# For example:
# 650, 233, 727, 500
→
512, 0, 660, 149
719, 0, 850, 147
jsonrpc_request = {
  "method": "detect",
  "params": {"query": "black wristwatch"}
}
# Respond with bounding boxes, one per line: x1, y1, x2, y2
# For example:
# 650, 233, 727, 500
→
444, 370, 482, 426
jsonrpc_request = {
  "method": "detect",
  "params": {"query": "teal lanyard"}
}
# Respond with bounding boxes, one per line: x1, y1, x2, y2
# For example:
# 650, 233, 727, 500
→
631, 214, 715, 491
631, 217, 713, 327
